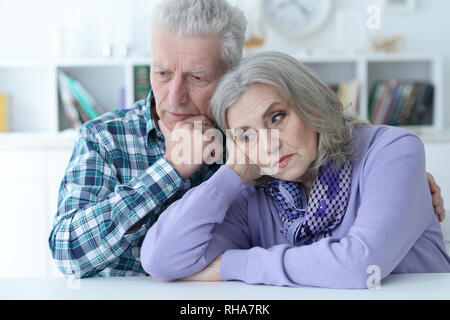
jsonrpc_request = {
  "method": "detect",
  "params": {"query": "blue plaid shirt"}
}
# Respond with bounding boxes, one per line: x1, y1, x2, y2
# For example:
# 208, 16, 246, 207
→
49, 91, 220, 277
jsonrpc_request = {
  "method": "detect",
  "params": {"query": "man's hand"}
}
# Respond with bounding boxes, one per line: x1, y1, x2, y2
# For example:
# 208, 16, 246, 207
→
180, 254, 223, 282
427, 172, 446, 222
159, 116, 222, 179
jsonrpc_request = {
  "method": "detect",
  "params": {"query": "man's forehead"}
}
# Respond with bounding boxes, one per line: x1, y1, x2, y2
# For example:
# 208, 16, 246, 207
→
152, 61, 211, 73
151, 29, 224, 69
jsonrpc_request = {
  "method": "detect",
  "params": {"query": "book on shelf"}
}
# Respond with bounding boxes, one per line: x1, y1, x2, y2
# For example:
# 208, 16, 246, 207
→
66, 76, 99, 120
58, 71, 107, 127
369, 80, 434, 126
0, 93, 9, 132
134, 65, 151, 102
327, 79, 360, 112
58, 73, 83, 128
409, 84, 434, 125
72, 77, 106, 117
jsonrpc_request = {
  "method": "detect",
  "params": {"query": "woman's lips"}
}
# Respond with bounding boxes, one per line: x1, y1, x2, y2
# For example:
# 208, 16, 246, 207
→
277, 154, 294, 169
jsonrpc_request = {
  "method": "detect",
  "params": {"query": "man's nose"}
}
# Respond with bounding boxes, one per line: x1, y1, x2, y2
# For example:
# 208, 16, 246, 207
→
168, 75, 188, 106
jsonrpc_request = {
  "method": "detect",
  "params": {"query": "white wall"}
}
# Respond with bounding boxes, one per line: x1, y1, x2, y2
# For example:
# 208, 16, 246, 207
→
0, 0, 449, 124
0, 0, 152, 59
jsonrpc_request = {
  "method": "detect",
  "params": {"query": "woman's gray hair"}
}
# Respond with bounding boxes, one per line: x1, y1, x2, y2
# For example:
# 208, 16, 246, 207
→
151, 0, 247, 71
210, 51, 366, 173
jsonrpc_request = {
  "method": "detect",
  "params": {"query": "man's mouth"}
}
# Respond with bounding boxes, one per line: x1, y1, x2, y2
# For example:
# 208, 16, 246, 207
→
166, 112, 193, 121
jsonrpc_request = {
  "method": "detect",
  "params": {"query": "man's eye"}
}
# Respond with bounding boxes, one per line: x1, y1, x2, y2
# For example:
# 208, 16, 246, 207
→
192, 75, 202, 81
158, 71, 167, 76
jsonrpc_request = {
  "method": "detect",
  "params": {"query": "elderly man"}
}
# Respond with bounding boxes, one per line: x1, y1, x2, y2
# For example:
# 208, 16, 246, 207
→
49, 0, 445, 278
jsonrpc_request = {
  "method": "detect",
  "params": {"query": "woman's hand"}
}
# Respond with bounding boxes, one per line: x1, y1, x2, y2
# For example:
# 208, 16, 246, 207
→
224, 136, 261, 184
180, 254, 223, 282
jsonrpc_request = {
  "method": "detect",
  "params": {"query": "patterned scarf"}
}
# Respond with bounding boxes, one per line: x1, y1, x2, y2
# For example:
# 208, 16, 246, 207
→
263, 160, 352, 246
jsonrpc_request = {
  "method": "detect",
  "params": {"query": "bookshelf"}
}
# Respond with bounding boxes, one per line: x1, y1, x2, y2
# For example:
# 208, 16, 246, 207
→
0, 54, 444, 137
298, 53, 444, 133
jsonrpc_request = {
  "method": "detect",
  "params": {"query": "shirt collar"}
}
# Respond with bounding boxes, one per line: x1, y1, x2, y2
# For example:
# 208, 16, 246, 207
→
143, 89, 164, 147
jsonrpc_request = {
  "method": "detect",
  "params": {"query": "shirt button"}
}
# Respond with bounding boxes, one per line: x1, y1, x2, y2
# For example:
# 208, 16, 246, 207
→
167, 185, 173, 192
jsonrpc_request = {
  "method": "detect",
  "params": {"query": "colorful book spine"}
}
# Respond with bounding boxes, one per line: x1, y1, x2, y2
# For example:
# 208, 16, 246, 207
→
368, 81, 382, 121
368, 80, 434, 126
371, 81, 390, 124
58, 72, 83, 128
399, 82, 420, 126
66, 75, 100, 120
392, 82, 413, 125
382, 80, 401, 125
0, 94, 9, 132
134, 65, 151, 102
375, 80, 396, 125
74, 79, 105, 116
410, 84, 434, 125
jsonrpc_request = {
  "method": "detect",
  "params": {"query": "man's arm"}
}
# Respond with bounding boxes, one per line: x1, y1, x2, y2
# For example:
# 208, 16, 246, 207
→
48, 125, 182, 277
427, 172, 446, 222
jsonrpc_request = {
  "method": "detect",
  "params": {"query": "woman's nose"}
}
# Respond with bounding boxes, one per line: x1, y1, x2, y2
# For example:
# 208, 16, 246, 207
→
255, 129, 281, 164
265, 129, 281, 155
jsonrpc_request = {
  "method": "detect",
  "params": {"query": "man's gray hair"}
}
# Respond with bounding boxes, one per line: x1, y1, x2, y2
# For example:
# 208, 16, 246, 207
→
210, 51, 366, 172
151, 0, 247, 70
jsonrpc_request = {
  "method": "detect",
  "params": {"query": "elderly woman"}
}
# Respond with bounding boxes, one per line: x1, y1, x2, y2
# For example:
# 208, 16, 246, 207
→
140, 51, 450, 288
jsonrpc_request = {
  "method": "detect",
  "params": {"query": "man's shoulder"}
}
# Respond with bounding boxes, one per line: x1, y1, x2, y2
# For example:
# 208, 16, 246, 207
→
78, 100, 148, 137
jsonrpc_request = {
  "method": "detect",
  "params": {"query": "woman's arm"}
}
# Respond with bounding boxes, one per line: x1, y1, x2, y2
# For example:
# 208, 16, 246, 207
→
220, 134, 436, 288
140, 166, 252, 281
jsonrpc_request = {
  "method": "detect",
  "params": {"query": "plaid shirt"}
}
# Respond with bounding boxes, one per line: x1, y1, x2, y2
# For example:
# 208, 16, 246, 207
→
49, 91, 220, 277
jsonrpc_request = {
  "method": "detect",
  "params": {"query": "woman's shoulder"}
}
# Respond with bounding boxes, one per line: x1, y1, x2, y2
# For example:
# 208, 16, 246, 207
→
354, 124, 424, 154
351, 125, 427, 188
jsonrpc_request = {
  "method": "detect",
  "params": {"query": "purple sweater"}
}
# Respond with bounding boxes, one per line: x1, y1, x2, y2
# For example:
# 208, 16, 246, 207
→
140, 125, 450, 288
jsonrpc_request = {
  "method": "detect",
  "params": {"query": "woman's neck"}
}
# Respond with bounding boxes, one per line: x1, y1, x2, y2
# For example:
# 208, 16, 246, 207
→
297, 169, 316, 197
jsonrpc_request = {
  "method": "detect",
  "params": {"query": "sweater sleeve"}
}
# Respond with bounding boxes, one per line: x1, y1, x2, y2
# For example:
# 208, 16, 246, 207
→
221, 133, 434, 289
140, 165, 253, 280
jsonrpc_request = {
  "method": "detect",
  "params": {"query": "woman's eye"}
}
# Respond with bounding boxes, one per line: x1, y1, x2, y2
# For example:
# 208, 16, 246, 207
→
239, 134, 249, 143
239, 132, 253, 143
272, 112, 285, 124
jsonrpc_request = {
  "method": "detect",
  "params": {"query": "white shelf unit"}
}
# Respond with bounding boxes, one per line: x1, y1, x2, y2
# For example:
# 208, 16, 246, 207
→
0, 58, 152, 134
298, 53, 444, 133
0, 54, 444, 136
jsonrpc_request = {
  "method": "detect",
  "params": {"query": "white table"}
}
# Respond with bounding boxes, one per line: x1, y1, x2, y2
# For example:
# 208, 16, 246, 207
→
1, 273, 450, 300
